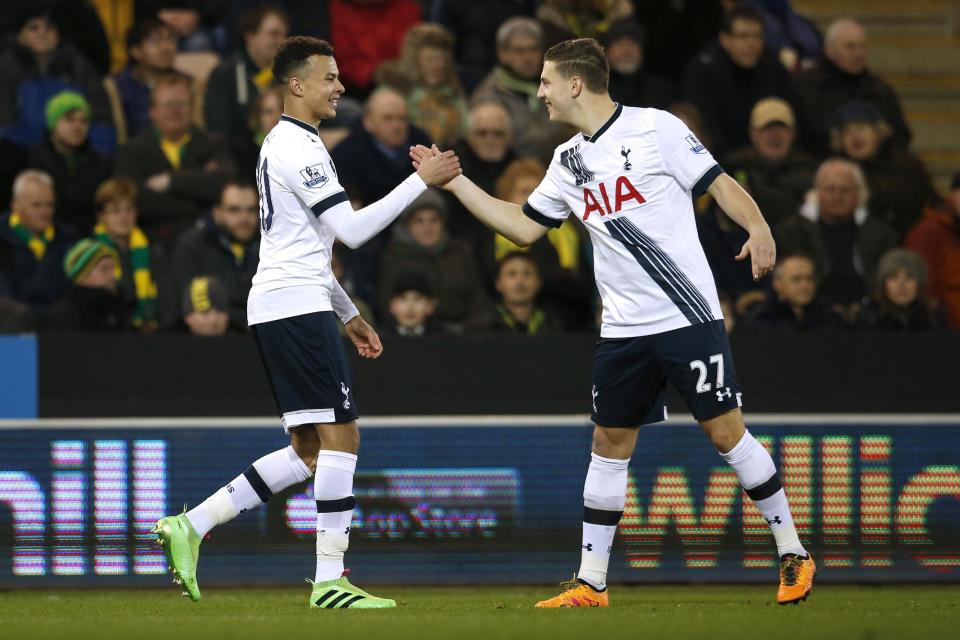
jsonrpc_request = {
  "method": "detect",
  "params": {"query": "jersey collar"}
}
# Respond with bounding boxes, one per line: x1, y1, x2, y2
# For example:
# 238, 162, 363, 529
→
281, 114, 320, 136
582, 103, 622, 144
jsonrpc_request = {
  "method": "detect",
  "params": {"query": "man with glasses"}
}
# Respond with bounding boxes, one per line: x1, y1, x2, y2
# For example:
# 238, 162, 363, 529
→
113, 73, 235, 244
173, 179, 261, 331
683, 5, 797, 157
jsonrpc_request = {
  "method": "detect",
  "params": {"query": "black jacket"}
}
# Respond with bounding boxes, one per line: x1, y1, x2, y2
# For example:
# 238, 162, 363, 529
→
742, 297, 842, 331
0, 213, 78, 309
28, 136, 111, 234
330, 124, 432, 205
43, 285, 129, 332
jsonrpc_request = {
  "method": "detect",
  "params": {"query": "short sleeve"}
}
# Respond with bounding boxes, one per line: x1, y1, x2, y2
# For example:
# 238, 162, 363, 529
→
275, 140, 348, 216
654, 110, 724, 196
523, 162, 570, 229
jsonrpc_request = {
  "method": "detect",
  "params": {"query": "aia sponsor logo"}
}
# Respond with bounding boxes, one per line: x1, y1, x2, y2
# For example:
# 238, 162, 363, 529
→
582, 176, 646, 221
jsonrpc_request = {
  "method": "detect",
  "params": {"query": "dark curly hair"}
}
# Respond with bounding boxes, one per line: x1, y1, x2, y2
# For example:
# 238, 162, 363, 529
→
272, 36, 335, 84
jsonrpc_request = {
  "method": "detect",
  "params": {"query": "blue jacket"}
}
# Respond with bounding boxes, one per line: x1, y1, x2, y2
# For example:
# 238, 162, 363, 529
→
0, 213, 79, 309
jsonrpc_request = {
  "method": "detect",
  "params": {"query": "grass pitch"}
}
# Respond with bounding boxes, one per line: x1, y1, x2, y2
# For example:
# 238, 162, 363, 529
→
1, 585, 957, 640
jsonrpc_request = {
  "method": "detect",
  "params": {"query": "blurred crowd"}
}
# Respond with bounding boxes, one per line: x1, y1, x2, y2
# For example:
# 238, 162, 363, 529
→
1, 0, 958, 338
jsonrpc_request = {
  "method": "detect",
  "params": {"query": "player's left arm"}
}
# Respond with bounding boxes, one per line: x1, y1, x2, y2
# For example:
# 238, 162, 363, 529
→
707, 173, 776, 281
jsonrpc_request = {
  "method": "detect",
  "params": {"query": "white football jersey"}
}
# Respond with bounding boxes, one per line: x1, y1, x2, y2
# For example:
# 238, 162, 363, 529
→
525, 104, 724, 337
247, 115, 349, 325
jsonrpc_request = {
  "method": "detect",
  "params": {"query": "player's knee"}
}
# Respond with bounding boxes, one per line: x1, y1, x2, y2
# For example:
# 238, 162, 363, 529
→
289, 427, 322, 472
701, 411, 745, 453
318, 421, 360, 455
591, 426, 637, 458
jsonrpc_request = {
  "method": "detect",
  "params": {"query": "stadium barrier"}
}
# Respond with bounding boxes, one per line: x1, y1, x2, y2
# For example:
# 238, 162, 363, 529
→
1, 415, 958, 586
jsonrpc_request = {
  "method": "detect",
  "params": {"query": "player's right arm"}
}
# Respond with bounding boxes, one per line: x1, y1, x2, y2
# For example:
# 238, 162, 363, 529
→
410, 145, 552, 247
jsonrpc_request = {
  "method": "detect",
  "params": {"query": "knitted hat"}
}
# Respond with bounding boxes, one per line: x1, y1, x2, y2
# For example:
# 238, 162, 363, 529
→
45, 91, 91, 131
390, 272, 435, 299
182, 276, 229, 315
63, 239, 117, 283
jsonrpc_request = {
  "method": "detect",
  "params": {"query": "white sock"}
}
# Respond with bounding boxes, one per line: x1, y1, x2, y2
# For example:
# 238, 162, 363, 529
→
186, 446, 311, 538
314, 450, 357, 582
720, 430, 807, 558
577, 453, 629, 590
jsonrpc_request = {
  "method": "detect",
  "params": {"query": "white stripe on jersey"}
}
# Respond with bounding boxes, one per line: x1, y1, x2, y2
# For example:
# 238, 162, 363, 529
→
525, 105, 725, 338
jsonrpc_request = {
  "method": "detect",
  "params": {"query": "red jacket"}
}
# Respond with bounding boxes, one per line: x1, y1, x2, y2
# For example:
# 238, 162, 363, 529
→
329, 0, 421, 94
905, 207, 960, 330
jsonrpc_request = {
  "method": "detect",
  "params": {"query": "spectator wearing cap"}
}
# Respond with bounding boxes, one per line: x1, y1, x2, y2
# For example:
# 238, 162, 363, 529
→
741, 253, 842, 331
445, 100, 517, 244
603, 20, 677, 110
105, 18, 178, 143
0, 169, 78, 309
114, 73, 235, 244
0, 7, 116, 154
857, 249, 945, 332
774, 158, 898, 314
683, 5, 797, 157
173, 180, 260, 331
27, 91, 111, 234
377, 191, 489, 333
473, 17, 574, 161
383, 273, 442, 337
795, 18, 911, 155
831, 101, 939, 237
905, 172, 960, 330
44, 238, 128, 332
204, 5, 289, 141
92, 178, 176, 332
722, 97, 816, 227
489, 251, 562, 335
181, 275, 230, 337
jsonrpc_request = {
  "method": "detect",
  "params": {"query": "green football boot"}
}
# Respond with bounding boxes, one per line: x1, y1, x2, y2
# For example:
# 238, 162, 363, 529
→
308, 573, 397, 609
152, 509, 202, 602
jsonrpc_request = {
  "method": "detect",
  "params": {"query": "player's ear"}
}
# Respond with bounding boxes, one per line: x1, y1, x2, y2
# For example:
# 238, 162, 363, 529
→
571, 76, 583, 99
289, 76, 303, 97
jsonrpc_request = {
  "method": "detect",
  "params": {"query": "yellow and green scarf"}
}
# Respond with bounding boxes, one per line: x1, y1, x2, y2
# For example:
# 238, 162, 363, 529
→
94, 224, 158, 328
9, 213, 55, 260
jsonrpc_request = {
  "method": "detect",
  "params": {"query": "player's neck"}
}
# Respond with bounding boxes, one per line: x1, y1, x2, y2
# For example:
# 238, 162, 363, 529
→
283, 101, 322, 131
576, 97, 618, 138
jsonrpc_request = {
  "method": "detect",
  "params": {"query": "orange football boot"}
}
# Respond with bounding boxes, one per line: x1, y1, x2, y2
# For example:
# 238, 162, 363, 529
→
535, 576, 609, 608
777, 553, 816, 605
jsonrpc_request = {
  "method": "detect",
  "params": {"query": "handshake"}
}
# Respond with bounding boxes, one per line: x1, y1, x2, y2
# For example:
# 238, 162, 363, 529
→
409, 144, 463, 190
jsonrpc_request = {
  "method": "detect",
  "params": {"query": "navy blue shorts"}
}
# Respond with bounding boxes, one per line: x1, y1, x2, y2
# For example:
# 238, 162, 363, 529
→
251, 311, 358, 431
591, 319, 742, 427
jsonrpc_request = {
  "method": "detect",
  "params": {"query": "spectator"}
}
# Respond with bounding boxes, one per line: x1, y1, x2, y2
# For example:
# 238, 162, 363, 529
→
722, 97, 816, 227
0, 7, 116, 154
492, 157, 593, 331
92, 178, 175, 332
537, 0, 635, 45
746, 0, 822, 71
181, 275, 230, 336
378, 191, 489, 333
603, 20, 677, 110
145, 1, 229, 54
775, 158, 898, 312
0, 170, 77, 309
632, 0, 724, 82
795, 18, 911, 155
114, 73, 235, 244
231, 85, 284, 179
28, 91, 111, 234
44, 239, 128, 332
331, 87, 431, 301
383, 273, 441, 337
173, 179, 260, 331
204, 5, 288, 140
328, 0, 421, 97
683, 5, 796, 157
376, 24, 467, 149
430, 0, 537, 85
831, 101, 938, 237
105, 18, 178, 143
905, 173, 960, 330
445, 100, 517, 243
473, 17, 573, 161
741, 253, 842, 331
858, 248, 945, 332
490, 251, 562, 335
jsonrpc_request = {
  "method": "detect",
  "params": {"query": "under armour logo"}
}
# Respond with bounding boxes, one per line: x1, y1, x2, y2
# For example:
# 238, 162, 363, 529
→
621, 146, 632, 170
582, 543, 593, 551
318, 529, 326, 536
344, 526, 351, 535
341, 382, 351, 410
716, 387, 732, 401
592, 385, 599, 413
766, 516, 782, 525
